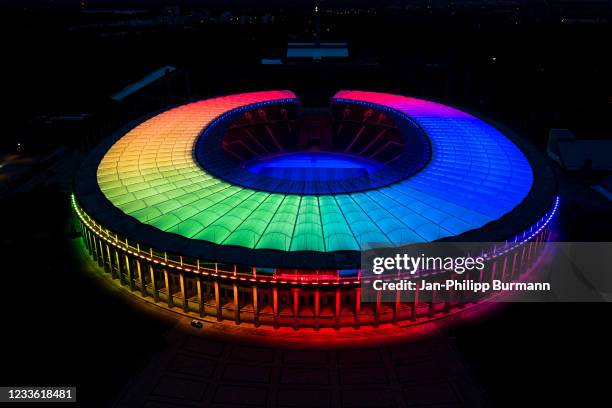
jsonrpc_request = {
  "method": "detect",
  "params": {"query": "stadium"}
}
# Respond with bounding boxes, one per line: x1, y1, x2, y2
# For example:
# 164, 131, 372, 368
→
73, 90, 558, 330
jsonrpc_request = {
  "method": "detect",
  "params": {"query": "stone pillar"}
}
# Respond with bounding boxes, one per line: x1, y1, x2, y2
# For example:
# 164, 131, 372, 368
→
444, 286, 453, 313
88, 232, 95, 256
411, 283, 419, 321
520, 243, 529, 273
511, 251, 519, 280
196, 278, 205, 317
374, 291, 381, 327
292, 288, 300, 330
87, 230, 94, 255
252, 286, 259, 327
113, 248, 121, 281
105, 244, 112, 274
98, 238, 104, 267
354, 287, 361, 328
214, 281, 222, 321
179, 273, 188, 312
149, 264, 159, 302
314, 288, 320, 331
273, 287, 279, 329
457, 272, 468, 307
90, 233, 97, 259
233, 283, 240, 325
393, 288, 401, 325
136, 260, 146, 297
478, 258, 485, 283
88, 231, 95, 256
125, 254, 135, 291
334, 288, 341, 330
89, 233, 96, 258
428, 288, 436, 317
83, 229, 92, 255
527, 240, 534, 266
164, 270, 173, 308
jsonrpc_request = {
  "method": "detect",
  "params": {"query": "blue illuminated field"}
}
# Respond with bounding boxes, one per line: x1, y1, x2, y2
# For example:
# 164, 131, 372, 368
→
246, 152, 383, 182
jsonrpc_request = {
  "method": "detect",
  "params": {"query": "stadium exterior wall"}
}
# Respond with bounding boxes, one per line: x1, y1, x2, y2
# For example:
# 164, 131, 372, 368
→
73, 195, 557, 330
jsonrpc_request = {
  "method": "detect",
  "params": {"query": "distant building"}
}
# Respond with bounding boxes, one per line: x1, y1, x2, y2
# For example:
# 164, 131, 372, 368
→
219, 11, 234, 23
286, 42, 349, 61
111, 66, 177, 102
547, 128, 612, 171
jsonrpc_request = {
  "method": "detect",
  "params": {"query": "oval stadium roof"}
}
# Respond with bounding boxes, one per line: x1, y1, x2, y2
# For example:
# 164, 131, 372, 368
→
93, 90, 534, 254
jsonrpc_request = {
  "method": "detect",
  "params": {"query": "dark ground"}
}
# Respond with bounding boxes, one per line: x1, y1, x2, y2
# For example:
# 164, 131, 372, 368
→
0, 190, 174, 407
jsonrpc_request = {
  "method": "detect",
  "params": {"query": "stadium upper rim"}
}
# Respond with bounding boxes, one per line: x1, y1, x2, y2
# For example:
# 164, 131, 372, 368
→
74, 90, 557, 270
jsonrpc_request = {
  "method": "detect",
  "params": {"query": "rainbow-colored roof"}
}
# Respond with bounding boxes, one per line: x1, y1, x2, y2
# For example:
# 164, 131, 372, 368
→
96, 90, 533, 253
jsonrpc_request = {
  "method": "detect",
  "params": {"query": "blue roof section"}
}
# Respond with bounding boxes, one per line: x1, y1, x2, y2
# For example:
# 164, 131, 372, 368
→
333, 91, 534, 246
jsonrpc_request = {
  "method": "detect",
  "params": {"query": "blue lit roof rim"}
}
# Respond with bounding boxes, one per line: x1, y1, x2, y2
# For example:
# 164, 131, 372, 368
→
193, 97, 433, 195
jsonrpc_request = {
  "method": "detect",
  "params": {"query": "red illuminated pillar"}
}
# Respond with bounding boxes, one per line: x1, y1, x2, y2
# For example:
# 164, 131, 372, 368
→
457, 271, 467, 306
527, 240, 534, 267
354, 287, 361, 329
489, 259, 504, 282
519, 244, 528, 274
444, 285, 453, 314
535, 231, 543, 259
499, 257, 506, 283
293, 288, 300, 330
411, 283, 419, 321
428, 287, 436, 318
314, 288, 320, 331
511, 250, 519, 280
273, 287, 279, 329
393, 288, 401, 325
334, 288, 341, 330
374, 291, 381, 327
